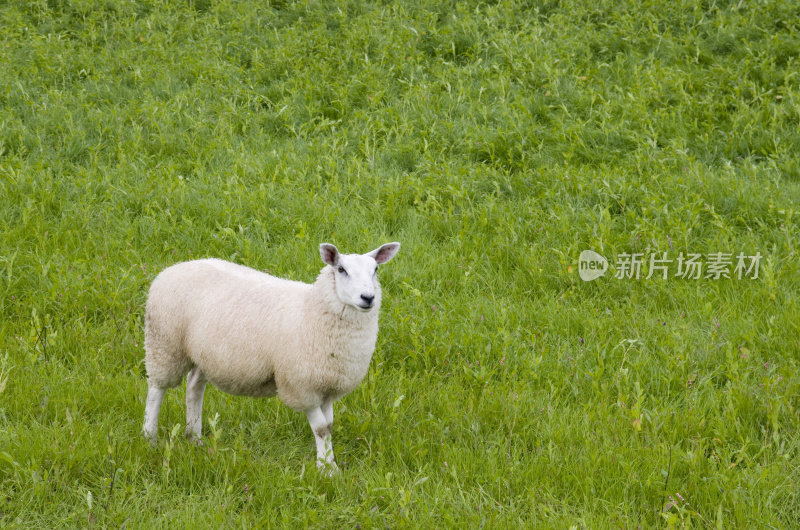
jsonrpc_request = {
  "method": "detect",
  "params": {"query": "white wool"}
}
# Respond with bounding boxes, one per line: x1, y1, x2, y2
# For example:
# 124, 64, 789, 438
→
142, 242, 399, 473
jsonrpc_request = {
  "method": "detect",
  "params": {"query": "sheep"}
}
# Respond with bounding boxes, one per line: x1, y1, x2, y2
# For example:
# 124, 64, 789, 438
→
141, 242, 400, 474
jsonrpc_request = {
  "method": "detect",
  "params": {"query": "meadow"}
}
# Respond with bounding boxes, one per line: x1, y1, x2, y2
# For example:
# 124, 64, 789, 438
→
1, 0, 799, 527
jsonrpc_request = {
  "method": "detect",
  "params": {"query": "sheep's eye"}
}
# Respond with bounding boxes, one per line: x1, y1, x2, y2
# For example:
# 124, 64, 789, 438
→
337, 266, 346, 275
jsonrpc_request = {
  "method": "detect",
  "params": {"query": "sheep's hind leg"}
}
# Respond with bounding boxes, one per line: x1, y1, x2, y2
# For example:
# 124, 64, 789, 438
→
306, 406, 339, 475
185, 367, 207, 441
142, 383, 166, 445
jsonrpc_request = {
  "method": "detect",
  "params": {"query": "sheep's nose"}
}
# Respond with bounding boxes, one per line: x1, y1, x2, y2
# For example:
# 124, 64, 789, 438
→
360, 294, 375, 305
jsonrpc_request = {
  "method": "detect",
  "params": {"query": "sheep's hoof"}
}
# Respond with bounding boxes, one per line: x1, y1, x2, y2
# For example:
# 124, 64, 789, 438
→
185, 429, 203, 445
142, 430, 158, 447
316, 459, 340, 476
186, 435, 204, 446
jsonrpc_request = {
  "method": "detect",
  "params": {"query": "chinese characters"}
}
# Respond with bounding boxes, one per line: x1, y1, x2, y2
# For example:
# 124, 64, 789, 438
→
612, 252, 761, 280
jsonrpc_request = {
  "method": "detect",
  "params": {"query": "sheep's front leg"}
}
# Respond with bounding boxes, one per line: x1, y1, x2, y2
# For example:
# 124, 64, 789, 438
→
142, 384, 166, 445
321, 395, 334, 426
185, 367, 207, 441
306, 406, 339, 475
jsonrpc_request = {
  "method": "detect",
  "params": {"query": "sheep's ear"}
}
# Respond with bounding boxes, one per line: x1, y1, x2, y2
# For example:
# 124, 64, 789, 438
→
369, 242, 400, 264
320, 243, 340, 266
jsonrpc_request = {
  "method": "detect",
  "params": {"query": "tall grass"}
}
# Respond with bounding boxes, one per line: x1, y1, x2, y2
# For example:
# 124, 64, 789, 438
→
1, 0, 799, 527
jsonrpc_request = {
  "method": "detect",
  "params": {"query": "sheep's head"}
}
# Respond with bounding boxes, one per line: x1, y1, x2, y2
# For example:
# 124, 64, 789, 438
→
320, 242, 400, 312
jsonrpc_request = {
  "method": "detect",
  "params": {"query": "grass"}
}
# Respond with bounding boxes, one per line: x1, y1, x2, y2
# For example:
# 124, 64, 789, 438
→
1, 0, 799, 527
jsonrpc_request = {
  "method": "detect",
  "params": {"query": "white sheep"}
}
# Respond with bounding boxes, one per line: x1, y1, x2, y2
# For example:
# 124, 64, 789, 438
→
141, 242, 400, 473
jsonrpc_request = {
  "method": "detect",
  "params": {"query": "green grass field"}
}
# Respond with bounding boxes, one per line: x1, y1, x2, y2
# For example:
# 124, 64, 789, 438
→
1, 0, 799, 527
